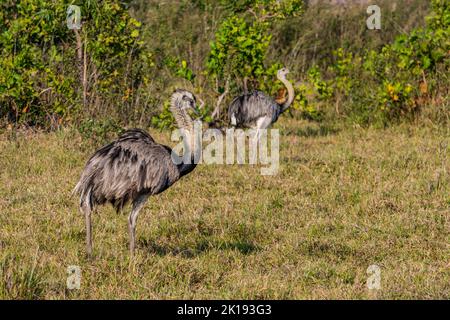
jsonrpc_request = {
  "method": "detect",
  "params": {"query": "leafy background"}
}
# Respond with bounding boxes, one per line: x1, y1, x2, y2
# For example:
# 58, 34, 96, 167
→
0, 0, 448, 130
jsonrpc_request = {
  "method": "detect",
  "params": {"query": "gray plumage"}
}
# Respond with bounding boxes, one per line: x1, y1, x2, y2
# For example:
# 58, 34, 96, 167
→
74, 129, 188, 211
228, 68, 295, 130
228, 91, 281, 128
73, 90, 199, 256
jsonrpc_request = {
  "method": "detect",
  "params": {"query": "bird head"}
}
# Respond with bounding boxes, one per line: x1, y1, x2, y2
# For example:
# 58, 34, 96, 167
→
277, 67, 290, 79
171, 89, 197, 113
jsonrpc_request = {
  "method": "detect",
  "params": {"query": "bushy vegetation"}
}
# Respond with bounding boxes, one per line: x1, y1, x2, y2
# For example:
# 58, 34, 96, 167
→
304, 0, 449, 126
152, 0, 304, 127
0, 0, 149, 127
0, 0, 448, 130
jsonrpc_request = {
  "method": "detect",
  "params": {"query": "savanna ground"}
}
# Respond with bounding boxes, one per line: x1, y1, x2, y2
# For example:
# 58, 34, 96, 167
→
0, 117, 449, 299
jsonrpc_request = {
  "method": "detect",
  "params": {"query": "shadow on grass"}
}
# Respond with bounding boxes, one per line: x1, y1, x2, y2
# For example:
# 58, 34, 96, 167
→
299, 240, 365, 262
139, 238, 260, 258
283, 124, 340, 137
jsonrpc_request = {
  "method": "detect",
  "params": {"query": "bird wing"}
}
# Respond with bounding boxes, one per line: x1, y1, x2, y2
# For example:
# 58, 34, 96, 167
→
108, 129, 180, 195
76, 129, 179, 210
116, 128, 155, 143
228, 91, 279, 127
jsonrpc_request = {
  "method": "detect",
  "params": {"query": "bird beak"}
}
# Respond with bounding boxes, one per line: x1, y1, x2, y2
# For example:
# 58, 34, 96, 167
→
186, 103, 200, 116
192, 106, 200, 116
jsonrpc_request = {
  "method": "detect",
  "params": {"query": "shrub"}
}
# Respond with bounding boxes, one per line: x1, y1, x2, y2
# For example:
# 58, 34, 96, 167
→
0, 0, 150, 126
301, 0, 449, 125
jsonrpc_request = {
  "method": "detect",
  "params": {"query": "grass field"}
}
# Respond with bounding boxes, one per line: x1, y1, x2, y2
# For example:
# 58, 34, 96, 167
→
0, 118, 449, 299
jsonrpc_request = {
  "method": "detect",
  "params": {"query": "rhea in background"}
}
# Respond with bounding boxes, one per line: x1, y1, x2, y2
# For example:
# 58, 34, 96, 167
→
74, 90, 200, 256
228, 68, 294, 130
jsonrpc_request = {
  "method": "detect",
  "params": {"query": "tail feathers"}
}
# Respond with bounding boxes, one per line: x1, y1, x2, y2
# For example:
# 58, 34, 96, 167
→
73, 176, 94, 212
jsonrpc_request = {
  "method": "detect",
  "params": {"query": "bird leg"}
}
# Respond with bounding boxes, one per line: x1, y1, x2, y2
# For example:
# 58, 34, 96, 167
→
253, 116, 272, 142
82, 205, 93, 257
128, 195, 149, 255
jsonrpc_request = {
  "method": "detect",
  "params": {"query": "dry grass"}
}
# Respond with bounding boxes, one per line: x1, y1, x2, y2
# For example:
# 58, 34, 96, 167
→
0, 118, 449, 299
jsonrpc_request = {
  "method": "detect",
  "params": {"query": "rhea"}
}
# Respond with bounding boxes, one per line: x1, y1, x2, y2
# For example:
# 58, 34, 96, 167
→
228, 68, 294, 130
74, 90, 200, 256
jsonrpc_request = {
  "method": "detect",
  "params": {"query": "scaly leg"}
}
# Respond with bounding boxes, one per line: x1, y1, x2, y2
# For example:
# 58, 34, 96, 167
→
128, 194, 149, 255
81, 205, 93, 257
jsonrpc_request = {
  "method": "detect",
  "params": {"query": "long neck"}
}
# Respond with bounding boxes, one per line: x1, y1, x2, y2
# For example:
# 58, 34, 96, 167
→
171, 103, 194, 132
278, 75, 295, 113
170, 103, 200, 176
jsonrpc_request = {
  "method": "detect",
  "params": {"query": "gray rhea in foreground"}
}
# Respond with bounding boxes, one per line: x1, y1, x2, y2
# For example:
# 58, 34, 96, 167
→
73, 89, 200, 256
228, 68, 295, 130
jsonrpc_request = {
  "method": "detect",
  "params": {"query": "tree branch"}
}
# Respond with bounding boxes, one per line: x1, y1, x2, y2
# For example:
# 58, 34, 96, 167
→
211, 77, 230, 120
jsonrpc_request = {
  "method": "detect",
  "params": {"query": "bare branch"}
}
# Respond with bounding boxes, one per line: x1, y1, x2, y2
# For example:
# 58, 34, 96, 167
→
198, 97, 205, 109
211, 77, 230, 120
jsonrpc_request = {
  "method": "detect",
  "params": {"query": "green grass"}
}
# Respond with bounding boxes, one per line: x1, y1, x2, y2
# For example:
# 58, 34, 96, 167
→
0, 118, 449, 299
